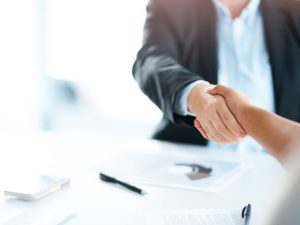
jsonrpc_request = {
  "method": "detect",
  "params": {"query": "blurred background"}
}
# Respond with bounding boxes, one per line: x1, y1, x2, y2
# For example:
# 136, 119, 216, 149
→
0, 0, 161, 138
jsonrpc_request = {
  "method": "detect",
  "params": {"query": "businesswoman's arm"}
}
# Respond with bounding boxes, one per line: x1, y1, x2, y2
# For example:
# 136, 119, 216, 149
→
204, 85, 300, 162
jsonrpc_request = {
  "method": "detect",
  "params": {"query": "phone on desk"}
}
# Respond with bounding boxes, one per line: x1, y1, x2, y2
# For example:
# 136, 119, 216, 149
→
4, 175, 70, 201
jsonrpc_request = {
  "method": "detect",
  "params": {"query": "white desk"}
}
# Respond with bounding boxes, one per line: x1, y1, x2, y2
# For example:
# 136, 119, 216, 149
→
0, 132, 284, 224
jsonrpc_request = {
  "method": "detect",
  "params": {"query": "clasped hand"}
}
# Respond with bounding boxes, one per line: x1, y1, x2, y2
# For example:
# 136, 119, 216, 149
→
187, 83, 249, 144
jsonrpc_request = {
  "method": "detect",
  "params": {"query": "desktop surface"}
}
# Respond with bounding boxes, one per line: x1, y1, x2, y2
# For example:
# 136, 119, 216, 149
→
0, 132, 284, 225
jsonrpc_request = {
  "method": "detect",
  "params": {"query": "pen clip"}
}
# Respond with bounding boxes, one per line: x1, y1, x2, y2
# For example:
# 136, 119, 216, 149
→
242, 206, 246, 218
242, 204, 251, 218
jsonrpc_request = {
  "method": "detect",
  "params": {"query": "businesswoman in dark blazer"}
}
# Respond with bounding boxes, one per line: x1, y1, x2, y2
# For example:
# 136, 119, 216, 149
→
133, 0, 300, 148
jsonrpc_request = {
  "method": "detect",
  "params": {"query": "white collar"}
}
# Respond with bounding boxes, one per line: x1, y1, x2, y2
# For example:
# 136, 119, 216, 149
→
212, 0, 261, 25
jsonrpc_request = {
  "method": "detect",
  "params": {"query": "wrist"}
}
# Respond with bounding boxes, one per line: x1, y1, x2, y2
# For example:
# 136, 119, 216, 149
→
187, 82, 211, 114
238, 104, 256, 135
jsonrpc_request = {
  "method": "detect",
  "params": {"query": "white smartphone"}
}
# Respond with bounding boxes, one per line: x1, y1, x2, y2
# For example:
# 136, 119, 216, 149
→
4, 175, 70, 201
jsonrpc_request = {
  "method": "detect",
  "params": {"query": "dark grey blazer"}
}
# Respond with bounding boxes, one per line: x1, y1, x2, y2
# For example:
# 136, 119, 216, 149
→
133, 0, 300, 145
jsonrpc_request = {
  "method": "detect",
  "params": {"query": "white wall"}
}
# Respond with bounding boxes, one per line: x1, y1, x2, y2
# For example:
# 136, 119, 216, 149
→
0, 0, 161, 132
45, 0, 161, 126
0, 0, 39, 130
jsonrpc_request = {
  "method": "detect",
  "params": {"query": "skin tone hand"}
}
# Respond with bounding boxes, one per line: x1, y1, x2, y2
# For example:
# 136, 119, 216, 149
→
187, 82, 246, 144
207, 84, 251, 120
207, 84, 300, 163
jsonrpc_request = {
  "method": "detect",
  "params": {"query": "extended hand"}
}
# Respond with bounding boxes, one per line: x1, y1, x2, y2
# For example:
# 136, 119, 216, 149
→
188, 83, 246, 144
208, 84, 251, 119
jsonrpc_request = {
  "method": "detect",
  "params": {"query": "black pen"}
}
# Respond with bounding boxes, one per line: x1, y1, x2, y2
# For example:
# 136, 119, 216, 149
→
99, 173, 147, 195
242, 204, 251, 225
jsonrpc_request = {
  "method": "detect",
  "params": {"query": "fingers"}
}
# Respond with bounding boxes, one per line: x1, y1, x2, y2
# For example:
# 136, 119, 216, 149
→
208, 84, 232, 98
191, 85, 246, 144
209, 87, 246, 138
217, 100, 246, 138
211, 112, 239, 141
194, 120, 208, 139
205, 121, 232, 144
194, 117, 235, 144
193, 98, 245, 143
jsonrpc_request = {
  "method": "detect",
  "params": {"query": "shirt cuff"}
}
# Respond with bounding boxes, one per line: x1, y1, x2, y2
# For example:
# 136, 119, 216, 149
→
173, 80, 209, 116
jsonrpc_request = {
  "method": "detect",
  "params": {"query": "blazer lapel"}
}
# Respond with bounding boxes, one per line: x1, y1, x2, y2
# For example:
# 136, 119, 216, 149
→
193, 0, 218, 84
261, 0, 293, 116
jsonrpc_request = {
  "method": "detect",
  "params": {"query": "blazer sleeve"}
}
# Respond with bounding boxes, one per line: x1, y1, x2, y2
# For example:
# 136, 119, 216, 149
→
132, 0, 204, 126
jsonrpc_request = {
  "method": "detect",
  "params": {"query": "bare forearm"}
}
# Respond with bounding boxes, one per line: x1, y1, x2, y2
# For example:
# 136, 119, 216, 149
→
207, 84, 300, 162
239, 106, 300, 161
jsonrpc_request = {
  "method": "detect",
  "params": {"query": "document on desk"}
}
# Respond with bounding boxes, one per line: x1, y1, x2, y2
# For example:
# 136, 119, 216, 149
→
128, 209, 260, 225
100, 152, 249, 193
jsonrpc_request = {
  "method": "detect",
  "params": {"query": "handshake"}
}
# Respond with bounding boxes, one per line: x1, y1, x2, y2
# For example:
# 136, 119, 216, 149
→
188, 83, 251, 144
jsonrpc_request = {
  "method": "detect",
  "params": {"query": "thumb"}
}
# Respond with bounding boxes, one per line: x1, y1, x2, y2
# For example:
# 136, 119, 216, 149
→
208, 84, 230, 97
207, 85, 218, 95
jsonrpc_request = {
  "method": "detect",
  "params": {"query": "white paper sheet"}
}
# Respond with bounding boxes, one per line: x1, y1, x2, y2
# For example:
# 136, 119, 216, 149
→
100, 152, 249, 193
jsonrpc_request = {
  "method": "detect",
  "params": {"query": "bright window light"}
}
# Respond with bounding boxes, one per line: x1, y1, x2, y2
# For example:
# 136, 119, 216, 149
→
45, 0, 161, 125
